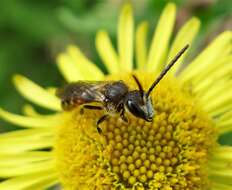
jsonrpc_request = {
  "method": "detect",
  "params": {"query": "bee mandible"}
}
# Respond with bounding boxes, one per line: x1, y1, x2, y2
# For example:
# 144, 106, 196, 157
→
56, 45, 189, 133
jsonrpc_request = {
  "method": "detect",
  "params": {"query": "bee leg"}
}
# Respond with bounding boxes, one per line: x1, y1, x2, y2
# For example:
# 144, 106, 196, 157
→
80, 105, 103, 114
120, 107, 128, 123
97, 115, 109, 133
80, 107, 84, 114
84, 105, 103, 110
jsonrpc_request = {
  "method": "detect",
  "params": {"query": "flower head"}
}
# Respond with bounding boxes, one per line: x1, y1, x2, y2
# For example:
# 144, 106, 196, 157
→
0, 3, 232, 190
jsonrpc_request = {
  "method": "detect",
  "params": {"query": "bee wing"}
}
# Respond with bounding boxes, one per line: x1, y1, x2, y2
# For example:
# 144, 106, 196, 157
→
56, 81, 109, 110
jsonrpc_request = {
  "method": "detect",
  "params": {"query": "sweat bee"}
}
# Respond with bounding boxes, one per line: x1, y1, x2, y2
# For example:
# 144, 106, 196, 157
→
56, 45, 189, 133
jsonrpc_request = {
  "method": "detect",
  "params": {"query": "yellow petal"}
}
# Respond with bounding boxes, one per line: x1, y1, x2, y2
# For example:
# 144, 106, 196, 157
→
190, 54, 232, 86
193, 56, 232, 94
0, 128, 52, 140
210, 104, 232, 118
67, 45, 104, 80
0, 160, 54, 177
96, 30, 119, 73
13, 75, 61, 111
46, 86, 57, 95
216, 111, 232, 134
0, 151, 52, 166
118, 3, 134, 71
0, 137, 53, 153
210, 146, 232, 161
147, 3, 176, 72
56, 53, 84, 82
217, 119, 232, 134
179, 31, 232, 82
209, 169, 232, 186
211, 183, 232, 190
24, 176, 58, 190
202, 86, 232, 113
167, 17, 200, 75
22, 104, 40, 116
200, 80, 232, 105
136, 21, 149, 69
0, 107, 64, 128
0, 129, 54, 153
218, 110, 232, 122
0, 170, 57, 190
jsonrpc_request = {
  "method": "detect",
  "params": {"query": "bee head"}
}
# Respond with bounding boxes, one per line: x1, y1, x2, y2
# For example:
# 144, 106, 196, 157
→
125, 45, 190, 122
125, 90, 154, 122
126, 45, 189, 121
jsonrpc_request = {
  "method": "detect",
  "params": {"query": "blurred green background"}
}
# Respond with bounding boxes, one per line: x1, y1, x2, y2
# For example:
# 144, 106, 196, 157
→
0, 0, 231, 144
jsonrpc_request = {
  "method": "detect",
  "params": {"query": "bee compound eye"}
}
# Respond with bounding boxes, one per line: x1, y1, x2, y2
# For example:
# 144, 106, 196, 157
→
127, 100, 145, 119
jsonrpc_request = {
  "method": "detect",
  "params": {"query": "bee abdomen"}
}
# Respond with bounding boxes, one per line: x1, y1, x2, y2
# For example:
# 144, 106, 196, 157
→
61, 99, 73, 110
61, 97, 86, 110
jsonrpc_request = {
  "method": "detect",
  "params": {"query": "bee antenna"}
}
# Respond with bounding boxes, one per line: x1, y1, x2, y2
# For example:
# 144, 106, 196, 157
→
132, 74, 144, 99
146, 44, 189, 98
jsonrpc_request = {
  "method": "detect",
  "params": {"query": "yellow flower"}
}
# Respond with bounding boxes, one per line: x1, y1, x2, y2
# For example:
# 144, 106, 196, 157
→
0, 3, 232, 190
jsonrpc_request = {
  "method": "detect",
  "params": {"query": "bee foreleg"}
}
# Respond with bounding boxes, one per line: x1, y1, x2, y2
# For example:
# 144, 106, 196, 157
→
120, 107, 128, 123
97, 115, 109, 133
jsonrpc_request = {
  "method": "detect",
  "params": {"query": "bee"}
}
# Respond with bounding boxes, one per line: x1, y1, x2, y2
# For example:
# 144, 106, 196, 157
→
56, 45, 189, 133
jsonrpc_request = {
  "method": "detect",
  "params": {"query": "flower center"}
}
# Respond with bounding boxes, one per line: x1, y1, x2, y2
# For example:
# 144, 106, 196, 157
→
55, 72, 217, 190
